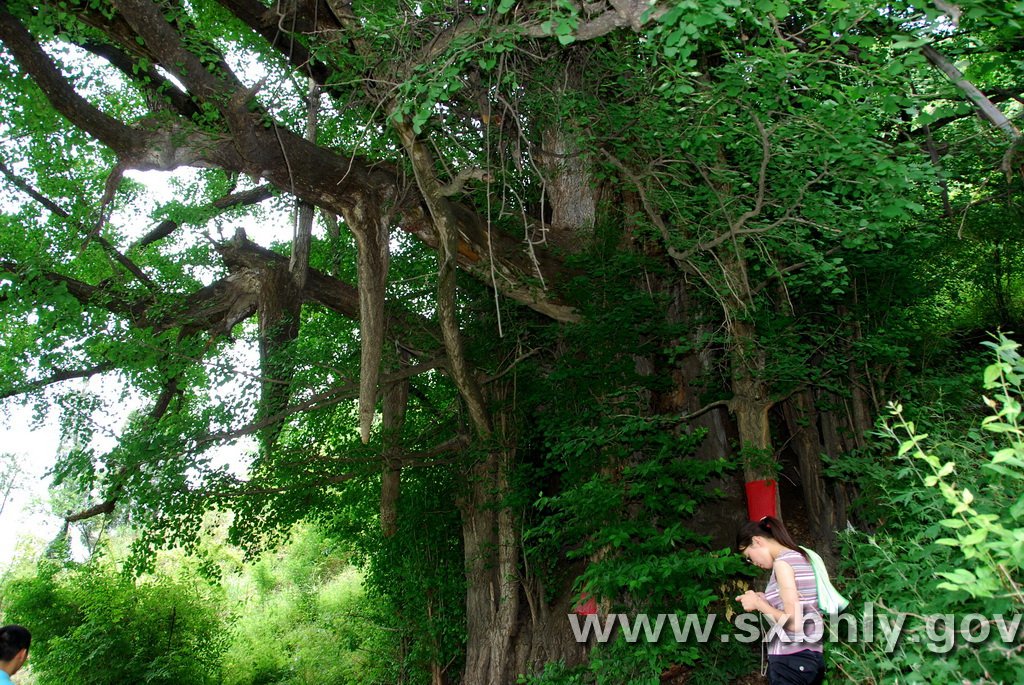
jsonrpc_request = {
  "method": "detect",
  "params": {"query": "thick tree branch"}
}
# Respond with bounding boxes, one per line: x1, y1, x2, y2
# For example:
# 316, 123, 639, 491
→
396, 121, 493, 439
1, 259, 152, 323
0, 4, 133, 150
214, 0, 579, 323
64, 499, 117, 523
522, 1, 668, 41
214, 232, 440, 348
922, 44, 1021, 142
214, 0, 352, 101
0, 5, 242, 171
76, 37, 202, 120
110, 0, 251, 110
5, 0, 578, 326
907, 91, 1023, 138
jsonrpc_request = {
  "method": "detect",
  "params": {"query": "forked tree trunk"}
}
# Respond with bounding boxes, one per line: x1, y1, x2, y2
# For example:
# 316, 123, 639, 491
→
398, 116, 586, 685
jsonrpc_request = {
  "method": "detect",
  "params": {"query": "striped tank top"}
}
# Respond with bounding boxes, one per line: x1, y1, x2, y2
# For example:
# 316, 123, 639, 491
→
763, 549, 824, 655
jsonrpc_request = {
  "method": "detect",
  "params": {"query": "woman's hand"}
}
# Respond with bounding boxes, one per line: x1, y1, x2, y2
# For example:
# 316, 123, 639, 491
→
735, 590, 765, 612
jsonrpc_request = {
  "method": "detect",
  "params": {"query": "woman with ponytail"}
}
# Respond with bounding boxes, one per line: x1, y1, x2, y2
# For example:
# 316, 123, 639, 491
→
735, 515, 825, 685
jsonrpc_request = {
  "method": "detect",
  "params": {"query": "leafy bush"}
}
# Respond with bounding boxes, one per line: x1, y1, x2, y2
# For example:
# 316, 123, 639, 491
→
1, 522, 402, 685
831, 334, 1024, 684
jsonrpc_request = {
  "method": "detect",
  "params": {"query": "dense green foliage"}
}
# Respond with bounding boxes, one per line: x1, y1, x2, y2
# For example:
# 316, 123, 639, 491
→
0, 524, 410, 685
2, 554, 226, 684
829, 337, 1024, 683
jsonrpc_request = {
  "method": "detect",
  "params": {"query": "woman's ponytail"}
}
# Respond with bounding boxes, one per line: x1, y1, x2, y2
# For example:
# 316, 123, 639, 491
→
736, 515, 807, 559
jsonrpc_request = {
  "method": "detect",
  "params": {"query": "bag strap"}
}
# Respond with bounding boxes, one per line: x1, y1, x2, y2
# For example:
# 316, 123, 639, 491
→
800, 546, 850, 613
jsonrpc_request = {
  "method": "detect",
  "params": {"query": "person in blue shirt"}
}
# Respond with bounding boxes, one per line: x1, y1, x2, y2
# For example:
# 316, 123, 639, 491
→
0, 625, 30, 684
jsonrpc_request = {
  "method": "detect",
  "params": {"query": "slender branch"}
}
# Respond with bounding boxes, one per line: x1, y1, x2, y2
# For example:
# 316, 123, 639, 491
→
133, 184, 275, 249
396, 121, 492, 439
209, 471, 363, 498
63, 378, 181, 524
732, 115, 771, 231
603, 152, 691, 266
0, 363, 116, 400
679, 399, 731, 422
482, 348, 542, 384
199, 357, 445, 444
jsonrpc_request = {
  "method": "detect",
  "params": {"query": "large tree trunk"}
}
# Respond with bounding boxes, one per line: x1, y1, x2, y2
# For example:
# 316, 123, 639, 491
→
461, 378, 585, 683
460, 453, 587, 684
729, 319, 774, 482
535, 50, 598, 255
460, 451, 517, 684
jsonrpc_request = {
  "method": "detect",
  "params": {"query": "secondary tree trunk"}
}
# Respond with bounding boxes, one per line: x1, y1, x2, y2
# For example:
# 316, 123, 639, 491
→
781, 389, 835, 553
460, 451, 587, 683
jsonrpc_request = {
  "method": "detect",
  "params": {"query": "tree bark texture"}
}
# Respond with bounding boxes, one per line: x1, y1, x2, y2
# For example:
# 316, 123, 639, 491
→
256, 263, 302, 452
729, 319, 775, 483
380, 368, 409, 538
780, 390, 836, 553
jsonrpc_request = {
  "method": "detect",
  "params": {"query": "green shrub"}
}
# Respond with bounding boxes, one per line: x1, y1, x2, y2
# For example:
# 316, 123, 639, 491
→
832, 334, 1024, 684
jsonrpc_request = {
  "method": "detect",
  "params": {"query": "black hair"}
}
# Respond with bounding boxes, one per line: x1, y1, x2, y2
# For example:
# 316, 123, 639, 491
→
736, 515, 808, 560
0, 625, 31, 662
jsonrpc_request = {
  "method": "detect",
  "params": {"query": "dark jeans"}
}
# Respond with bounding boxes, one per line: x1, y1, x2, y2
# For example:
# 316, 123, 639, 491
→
767, 650, 825, 685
